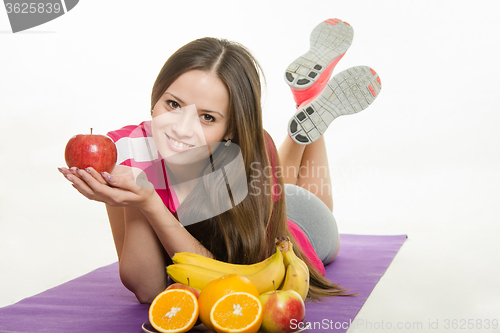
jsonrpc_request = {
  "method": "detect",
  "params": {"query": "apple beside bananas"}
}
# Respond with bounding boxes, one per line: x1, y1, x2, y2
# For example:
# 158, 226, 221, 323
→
166, 237, 310, 299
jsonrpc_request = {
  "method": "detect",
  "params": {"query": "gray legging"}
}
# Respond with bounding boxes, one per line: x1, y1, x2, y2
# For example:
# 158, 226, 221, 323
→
284, 184, 339, 264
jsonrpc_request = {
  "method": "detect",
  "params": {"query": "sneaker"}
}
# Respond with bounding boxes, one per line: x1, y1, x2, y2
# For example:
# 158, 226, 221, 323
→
285, 18, 354, 106
288, 65, 382, 145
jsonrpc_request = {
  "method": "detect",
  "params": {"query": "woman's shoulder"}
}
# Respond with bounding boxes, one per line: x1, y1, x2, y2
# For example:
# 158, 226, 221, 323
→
106, 121, 178, 213
106, 120, 153, 142
106, 120, 158, 166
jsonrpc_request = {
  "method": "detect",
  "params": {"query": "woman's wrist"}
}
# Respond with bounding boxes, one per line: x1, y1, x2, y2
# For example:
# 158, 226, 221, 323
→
139, 191, 163, 215
139, 193, 181, 228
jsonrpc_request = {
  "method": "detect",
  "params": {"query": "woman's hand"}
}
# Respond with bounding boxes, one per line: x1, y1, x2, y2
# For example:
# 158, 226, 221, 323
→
58, 165, 156, 207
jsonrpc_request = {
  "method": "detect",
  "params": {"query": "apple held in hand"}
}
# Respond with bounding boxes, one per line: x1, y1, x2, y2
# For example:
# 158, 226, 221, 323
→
259, 289, 306, 333
64, 128, 117, 173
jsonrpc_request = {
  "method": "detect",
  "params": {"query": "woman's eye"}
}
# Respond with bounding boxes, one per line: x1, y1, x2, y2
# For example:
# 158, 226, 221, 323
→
201, 114, 216, 123
166, 100, 180, 109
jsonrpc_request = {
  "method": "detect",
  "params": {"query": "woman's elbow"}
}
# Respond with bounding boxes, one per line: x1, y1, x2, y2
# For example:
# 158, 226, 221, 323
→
121, 276, 160, 304
119, 265, 164, 304
134, 290, 156, 304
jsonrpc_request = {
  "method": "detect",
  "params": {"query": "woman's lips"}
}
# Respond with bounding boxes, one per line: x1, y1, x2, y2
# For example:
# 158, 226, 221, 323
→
165, 134, 195, 152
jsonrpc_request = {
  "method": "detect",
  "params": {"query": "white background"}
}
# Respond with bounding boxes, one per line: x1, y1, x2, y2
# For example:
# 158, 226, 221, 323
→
1, 1, 499, 332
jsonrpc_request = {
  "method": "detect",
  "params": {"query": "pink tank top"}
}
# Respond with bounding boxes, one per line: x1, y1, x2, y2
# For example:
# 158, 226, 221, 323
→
107, 122, 325, 276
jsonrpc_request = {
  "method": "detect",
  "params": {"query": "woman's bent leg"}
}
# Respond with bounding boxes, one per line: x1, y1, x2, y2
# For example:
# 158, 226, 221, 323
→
285, 184, 339, 264
296, 136, 333, 211
279, 135, 333, 211
278, 136, 306, 185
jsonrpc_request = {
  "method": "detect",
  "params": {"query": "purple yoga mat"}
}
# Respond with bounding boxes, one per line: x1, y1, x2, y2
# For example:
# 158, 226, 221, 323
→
0, 234, 406, 333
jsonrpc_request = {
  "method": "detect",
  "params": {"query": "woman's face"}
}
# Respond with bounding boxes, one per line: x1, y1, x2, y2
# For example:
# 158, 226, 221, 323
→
152, 70, 231, 166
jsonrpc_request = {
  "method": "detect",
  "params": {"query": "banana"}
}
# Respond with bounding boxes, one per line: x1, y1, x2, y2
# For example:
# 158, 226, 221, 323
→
167, 264, 227, 291
278, 237, 310, 300
243, 244, 286, 294
171, 249, 277, 276
167, 242, 286, 294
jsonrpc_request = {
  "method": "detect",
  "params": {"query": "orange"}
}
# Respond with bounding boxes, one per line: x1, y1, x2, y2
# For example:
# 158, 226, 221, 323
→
148, 289, 199, 333
198, 274, 260, 331
210, 292, 263, 333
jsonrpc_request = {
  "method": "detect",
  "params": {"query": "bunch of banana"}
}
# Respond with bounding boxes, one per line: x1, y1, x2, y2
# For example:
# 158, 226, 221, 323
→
277, 236, 310, 300
166, 241, 286, 294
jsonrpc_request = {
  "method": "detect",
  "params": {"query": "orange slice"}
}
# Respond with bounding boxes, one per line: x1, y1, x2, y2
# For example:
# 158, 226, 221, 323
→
210, 292, 263, 333
198, 274, 260, 331
148, 289, 199, 333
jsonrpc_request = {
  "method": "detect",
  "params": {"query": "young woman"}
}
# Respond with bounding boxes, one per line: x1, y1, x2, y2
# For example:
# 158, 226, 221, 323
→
59, 20, 381, 303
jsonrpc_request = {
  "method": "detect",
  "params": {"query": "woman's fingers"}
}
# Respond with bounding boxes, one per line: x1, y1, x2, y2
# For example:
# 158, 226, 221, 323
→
85, 167, 108, 185
60, 167, 107, 183
61, 167, 133, 204
64, 170, 97, 199
103, 170, 155, 203
58, 167, 76, 178
101, 169, 142, 192
59, 165, 154, 207
75, 167, 114, 193
70, 181, 90, 198
59, 167, 82, 184
59, 167, 108, 199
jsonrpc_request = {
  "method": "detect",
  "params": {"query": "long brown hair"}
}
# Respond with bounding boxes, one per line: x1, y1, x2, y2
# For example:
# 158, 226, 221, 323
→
151, 37, 351, 299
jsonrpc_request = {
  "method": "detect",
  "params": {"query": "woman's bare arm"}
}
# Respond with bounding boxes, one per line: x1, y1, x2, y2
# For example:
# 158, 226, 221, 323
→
117, 205, 169, 303
139, 194, 213, 259
105, 205, 125, 261
105, 198, 212, 303
60, 166, 213, 303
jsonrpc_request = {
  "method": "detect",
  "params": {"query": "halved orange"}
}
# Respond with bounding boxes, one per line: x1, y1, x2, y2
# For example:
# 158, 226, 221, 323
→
198, 274, 260, 331
210, 292, 263, 333
148, 289, 199, 333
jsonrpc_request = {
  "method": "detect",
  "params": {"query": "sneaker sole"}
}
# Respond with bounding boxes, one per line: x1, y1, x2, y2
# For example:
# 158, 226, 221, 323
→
288, 66, 382, 145
285, 18, 354, 105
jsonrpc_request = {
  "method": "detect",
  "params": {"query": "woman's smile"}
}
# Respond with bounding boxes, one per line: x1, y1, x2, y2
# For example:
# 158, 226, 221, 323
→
165, 133, 195, 152
151, 70, 231, 165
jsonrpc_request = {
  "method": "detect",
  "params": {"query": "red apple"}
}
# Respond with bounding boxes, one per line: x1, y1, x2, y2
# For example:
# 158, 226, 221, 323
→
259, 289, 306, 333
64, 128, 117, 173
166, 283, 200, 299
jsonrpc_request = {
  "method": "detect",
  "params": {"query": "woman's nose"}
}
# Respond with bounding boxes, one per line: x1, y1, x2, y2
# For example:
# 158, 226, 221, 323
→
172, 104, 199, 138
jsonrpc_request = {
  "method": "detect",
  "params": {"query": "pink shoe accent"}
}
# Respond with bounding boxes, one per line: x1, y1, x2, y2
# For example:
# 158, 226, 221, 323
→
325, 18, 340, 25
368, 84, 376, 97
296, 97, 314, 110
377, 76, 382, 85
286, 19, 353, 105
370, 68, 377, 75
288, 66, 382, 145
291, 51, 347, 105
